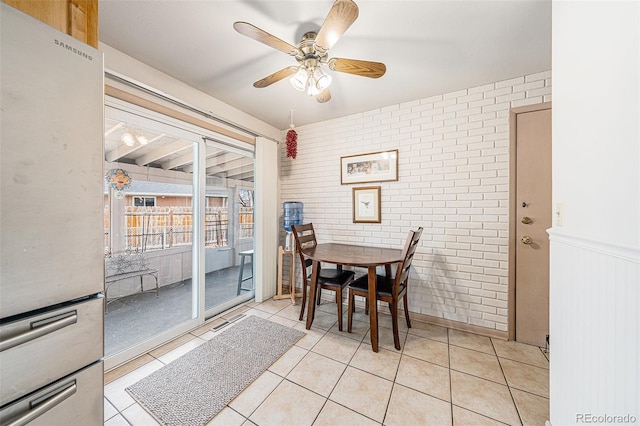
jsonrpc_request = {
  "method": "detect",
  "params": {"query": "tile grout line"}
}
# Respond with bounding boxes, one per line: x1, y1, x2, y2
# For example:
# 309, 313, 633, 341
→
448, 328, 455, 425
105, 299, 549, 425
271, 306, 388, 425
447, 334, 525, 425
250, 366, 338, 425
491, 337, 525, 426
380, 324, 407, 426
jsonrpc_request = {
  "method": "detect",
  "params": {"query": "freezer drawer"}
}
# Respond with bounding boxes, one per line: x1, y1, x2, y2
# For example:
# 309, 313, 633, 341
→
0, 297, 103, 406
0, 360, 103, 426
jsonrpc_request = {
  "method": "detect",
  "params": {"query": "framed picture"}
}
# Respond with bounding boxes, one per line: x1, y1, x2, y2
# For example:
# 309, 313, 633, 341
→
341, 149, 398, 185
353, 186, 381, 223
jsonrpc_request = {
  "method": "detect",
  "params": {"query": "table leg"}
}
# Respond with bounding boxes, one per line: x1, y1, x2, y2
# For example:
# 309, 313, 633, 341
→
385, 264, 393, 277
368, 265, 379, 352
305, 260, 320, 329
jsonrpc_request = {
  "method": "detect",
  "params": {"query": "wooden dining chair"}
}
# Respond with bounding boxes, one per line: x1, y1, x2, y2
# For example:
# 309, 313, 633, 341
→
291, 223, 355, 331
347, 227, 423, 350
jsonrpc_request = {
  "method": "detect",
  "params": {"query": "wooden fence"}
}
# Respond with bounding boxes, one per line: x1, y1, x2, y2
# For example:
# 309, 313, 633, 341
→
105, 206, 254, 253
239, 206, 254, 239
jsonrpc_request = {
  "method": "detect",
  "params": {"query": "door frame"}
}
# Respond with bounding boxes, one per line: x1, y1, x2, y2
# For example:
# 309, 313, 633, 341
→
507, 101, 552, 341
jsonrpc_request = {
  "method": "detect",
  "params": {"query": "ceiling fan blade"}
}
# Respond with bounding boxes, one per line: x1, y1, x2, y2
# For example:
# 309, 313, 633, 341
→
316, 88, 331, 103
253, 66, 298, 88
314, 0, 359, 53
233, 21, 301, 56
327, 58, 386, 78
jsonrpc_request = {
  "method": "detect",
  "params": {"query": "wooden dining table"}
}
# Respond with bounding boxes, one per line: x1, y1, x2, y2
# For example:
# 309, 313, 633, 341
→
302, 243, 403, 352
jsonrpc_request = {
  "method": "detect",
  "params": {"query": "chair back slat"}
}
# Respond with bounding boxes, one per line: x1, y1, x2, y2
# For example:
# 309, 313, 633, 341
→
394, 227, 423, 294
297, 233, 317, 250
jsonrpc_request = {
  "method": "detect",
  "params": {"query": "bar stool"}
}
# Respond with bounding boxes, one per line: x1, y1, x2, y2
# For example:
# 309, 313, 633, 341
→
237, 249, 254, 295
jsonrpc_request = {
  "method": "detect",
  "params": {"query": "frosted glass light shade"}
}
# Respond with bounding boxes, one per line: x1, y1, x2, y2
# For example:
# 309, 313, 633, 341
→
314, 67, 332, 91
121, 132, 135, 146
290, 67, 308, 91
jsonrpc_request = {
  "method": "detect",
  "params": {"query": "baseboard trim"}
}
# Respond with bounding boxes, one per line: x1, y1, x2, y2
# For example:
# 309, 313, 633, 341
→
410, 311, 509, 341
322, 293, 509, 341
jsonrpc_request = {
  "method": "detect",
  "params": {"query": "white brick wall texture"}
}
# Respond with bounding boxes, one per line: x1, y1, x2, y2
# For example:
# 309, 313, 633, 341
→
279, 70, 552, 332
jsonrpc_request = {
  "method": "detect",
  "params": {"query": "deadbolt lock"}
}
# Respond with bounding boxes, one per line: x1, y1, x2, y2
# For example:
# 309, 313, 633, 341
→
521, 235, 533, 245
521, 216, 533, 224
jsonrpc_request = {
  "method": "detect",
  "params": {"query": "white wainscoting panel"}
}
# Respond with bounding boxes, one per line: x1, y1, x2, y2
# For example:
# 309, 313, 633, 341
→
549, 229, 639, 424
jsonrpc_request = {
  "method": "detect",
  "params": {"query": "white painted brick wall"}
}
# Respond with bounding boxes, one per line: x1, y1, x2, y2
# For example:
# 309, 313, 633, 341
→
279, 71, 551, 332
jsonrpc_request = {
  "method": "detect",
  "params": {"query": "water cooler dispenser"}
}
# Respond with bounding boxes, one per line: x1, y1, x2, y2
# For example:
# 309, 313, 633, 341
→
283, 201, 303, 250
275, 202, 304, 302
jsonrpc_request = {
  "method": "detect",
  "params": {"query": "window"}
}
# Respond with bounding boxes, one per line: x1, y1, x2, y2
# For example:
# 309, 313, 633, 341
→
238, 189, 254, 239
133, 196, 156, 207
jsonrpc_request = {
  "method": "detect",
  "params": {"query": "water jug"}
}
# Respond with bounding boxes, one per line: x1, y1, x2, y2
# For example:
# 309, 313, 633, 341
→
283, 201, 303, 232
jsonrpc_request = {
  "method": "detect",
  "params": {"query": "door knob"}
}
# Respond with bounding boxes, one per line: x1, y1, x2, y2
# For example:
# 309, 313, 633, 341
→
521, 235, 533, 245
521, 216, 533, 224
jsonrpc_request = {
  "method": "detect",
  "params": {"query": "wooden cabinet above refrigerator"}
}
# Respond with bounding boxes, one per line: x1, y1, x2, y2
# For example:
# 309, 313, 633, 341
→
2, 0, 98, 48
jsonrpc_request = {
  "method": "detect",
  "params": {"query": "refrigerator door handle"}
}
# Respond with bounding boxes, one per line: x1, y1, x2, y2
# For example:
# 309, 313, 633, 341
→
2, 380, 77, 426
0, 311, 77, 352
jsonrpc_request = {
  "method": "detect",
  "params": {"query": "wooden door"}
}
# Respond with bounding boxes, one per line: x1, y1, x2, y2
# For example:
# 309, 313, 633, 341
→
515, 108, 552, 347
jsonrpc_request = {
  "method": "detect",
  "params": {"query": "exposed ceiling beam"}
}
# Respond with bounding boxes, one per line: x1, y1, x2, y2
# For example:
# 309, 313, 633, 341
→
226, 168, 255, 181
211, 158, 253, 173
226, 170, 254, 182
205, 152, 245, 168
206, 161, 253, 176
104, 122, 124, 137
135, 141, 191, 166
182, 151, 245, 173
105, 143, 145, 162
161, 152, 193, 170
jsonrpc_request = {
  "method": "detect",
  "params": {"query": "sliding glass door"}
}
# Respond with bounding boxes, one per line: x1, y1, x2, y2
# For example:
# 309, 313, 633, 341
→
103, 100, 255, 367
202, 138, 255, 316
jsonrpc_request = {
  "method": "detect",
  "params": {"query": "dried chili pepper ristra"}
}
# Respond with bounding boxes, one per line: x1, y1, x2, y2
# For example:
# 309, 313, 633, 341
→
286, 128, 297, 159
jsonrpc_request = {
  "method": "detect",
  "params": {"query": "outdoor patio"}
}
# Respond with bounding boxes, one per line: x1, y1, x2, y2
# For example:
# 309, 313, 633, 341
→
104, 265, 253, 356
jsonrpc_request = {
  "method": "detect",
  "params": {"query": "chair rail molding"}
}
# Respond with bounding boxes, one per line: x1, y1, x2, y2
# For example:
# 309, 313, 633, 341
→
547, 228, 640, 263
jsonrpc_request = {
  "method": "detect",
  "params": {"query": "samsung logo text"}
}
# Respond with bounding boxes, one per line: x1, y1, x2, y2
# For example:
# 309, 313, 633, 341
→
54, 39, 93, 61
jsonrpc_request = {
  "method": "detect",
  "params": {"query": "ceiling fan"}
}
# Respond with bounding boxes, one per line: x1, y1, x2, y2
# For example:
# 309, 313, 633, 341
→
233, 0, 386, 103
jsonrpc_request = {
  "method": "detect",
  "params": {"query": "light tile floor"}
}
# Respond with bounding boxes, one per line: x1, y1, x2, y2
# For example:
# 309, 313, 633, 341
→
104, 297, 550, 426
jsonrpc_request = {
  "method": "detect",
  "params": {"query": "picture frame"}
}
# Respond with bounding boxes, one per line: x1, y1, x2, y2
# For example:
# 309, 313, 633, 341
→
352, 186, 381, 223
340, 149, 398, 185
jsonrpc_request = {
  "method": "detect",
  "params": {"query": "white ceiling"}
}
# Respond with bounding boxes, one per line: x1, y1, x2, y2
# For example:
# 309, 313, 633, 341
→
99, 0, 551, 130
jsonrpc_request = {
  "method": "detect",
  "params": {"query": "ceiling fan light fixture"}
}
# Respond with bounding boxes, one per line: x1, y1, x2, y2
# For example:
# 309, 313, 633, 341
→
290, 64, 333, 96
290, 66, 308, 91
307, 76, 321, 96
121, 132, 135, 147
314, 66, 332, 91
236, 0, 385, 103
136, 135, 148, 145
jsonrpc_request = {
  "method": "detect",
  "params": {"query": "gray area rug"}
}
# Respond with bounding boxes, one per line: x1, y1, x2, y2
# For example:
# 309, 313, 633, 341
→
126, 315, 305, 426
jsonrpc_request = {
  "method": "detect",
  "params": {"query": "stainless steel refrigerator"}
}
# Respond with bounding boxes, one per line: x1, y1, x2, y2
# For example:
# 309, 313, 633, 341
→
0, 4, 104, 425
